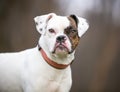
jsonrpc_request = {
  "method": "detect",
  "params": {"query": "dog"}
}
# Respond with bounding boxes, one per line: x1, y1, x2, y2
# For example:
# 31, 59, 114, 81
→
0, 13, 89, 92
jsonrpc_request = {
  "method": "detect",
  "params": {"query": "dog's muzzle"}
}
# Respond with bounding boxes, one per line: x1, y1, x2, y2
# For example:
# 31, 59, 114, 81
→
52, 35, 70, 54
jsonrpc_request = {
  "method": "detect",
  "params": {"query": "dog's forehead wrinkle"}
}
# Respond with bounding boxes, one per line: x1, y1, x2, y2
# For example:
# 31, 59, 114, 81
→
47, 16, 70, 31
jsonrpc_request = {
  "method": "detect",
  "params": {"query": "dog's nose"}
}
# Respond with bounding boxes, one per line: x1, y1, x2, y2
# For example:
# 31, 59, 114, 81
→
56, 35, 66, 42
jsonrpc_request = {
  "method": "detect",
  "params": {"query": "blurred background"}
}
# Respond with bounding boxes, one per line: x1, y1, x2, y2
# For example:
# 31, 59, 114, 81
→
0, 0, 120, 92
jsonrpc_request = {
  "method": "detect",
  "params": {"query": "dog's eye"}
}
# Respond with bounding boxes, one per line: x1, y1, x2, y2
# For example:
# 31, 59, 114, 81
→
71, 29, 77, 33
66, 26, 77, 33
49, 29, 55, 33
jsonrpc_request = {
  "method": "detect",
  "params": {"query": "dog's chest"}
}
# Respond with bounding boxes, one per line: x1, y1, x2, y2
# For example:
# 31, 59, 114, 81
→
23, 58, 71, 92
42, 80, 61, 92
24, 73, 66, 92
29, 70, 67, 92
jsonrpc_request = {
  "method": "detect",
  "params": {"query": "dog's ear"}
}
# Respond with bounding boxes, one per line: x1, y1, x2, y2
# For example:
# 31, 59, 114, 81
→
34, 13, 56, 34
70, 15, 89, 37
77, 16, 89, 37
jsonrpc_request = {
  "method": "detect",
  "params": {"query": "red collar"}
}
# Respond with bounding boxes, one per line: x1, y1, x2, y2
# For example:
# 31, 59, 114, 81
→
39, 47, 72, 69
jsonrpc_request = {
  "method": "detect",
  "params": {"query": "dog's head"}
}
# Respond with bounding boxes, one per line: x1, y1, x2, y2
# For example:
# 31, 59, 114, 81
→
34, 13, 89, 58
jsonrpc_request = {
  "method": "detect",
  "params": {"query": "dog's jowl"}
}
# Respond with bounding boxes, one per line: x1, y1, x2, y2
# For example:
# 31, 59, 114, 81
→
0, 13, 89, 92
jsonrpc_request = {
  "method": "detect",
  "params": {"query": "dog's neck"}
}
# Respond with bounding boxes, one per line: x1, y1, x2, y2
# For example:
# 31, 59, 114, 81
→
38, 45, 73, 69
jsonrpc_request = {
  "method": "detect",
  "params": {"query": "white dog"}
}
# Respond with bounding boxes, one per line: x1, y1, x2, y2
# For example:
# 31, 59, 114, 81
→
0, 13, 89, 92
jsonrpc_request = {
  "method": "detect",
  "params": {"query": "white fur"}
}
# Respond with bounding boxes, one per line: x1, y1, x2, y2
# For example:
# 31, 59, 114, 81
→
0, 47, 72, 92
77, 17, 89, 37
0, 13, 89, 92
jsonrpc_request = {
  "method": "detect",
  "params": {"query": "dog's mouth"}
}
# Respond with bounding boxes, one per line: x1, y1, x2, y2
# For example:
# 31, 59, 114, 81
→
52, 42, 70, 55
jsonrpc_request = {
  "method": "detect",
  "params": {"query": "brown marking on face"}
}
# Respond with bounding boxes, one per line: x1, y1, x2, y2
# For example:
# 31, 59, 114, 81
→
68, 16, 78, 29
65, 16, 80, 53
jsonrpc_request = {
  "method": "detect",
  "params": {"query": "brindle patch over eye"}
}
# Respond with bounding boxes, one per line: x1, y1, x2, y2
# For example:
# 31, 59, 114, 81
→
64, 26, 80, 53
65, 26, 78, 37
